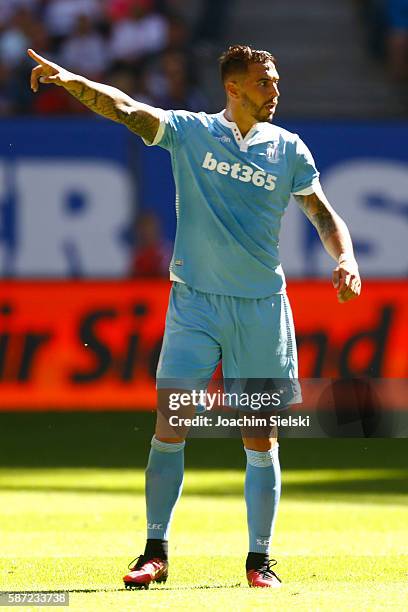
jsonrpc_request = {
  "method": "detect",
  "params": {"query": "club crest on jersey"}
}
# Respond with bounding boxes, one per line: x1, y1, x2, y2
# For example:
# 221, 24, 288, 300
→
266, 141, 280, 163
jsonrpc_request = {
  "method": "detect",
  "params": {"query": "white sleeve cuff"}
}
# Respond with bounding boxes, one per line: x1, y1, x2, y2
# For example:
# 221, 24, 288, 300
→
292, 179, 321, 196
142, 109, 167, 146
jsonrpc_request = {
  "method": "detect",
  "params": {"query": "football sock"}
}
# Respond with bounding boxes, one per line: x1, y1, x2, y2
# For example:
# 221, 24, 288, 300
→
143, 538, 169, 562
145, 436, 185, 542
244, 445, 281, 555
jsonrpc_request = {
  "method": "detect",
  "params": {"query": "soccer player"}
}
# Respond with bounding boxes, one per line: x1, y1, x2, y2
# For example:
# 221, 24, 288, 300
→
28, 44, 361, 589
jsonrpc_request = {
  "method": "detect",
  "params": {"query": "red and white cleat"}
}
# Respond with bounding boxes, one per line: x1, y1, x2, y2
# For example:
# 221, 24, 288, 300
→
247, 559, 282, 588
123, 555, 168, 590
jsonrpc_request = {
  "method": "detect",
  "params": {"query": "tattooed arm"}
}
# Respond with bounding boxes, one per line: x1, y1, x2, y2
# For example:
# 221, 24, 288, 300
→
28, 49, 160, 142
294, 183, 361, 303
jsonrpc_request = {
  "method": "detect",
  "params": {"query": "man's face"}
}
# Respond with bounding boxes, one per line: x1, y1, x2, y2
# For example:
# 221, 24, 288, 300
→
236, 61, 280, 122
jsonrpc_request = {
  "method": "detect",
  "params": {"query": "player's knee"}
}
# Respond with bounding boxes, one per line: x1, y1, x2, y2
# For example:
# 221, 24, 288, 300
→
154, 435, 186, 444
242, 437, 278, 452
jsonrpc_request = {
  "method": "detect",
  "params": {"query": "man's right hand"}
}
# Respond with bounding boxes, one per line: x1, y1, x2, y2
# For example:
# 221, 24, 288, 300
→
27, 48, 161, 141
28, 48, 73, 92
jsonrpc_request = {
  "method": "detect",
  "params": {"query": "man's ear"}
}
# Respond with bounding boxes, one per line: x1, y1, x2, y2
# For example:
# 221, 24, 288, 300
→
226, 79, 240, 100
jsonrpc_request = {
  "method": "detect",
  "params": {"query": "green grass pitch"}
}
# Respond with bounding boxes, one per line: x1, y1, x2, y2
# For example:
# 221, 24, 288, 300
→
0, 413, 407, 611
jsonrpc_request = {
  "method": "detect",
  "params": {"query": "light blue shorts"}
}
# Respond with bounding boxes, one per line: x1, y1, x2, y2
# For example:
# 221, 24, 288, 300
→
156, 282, 300, 408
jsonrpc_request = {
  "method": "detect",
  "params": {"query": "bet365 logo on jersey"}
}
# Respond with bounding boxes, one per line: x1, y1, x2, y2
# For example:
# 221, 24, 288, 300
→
202, 152, 277, 191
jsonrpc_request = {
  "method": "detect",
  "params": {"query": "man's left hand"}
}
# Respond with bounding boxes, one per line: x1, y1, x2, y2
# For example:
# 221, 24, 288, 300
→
332, 258, 361, 303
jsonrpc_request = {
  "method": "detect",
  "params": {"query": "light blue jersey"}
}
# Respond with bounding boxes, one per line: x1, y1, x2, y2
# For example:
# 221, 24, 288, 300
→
145, 110, 319, 298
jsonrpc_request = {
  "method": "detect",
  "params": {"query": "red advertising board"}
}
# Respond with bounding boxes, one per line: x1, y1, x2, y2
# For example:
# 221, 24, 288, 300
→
0, 280, 406, 410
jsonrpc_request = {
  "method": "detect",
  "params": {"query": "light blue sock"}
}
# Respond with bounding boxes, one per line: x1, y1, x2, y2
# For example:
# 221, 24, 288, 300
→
244, 445, 281, 554
145, 436, 185, 540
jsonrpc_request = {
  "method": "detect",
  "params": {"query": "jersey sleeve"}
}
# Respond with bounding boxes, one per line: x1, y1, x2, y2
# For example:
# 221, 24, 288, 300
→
291, 136, 320, 195
142, 110, 203, 151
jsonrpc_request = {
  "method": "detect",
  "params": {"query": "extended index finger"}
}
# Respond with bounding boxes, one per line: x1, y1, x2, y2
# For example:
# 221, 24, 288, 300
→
27, 48, 50, 66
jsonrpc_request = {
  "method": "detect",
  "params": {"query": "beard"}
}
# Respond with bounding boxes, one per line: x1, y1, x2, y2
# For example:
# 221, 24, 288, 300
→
241, 92, 275, 123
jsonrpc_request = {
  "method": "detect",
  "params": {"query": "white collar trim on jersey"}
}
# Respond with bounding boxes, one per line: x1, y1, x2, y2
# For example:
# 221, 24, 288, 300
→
215, 110, 277, 152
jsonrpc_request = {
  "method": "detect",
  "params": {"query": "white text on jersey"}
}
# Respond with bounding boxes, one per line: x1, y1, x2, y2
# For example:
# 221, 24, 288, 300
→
202, 152, 277, 191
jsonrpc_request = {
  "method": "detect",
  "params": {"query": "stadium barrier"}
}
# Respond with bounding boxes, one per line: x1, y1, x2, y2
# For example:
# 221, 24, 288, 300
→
0, 280, 406, 410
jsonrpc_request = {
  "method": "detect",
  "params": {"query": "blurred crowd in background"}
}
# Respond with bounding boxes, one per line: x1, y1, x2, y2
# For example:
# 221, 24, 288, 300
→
0, 0, 236, 116
1, 0, 408, 118
356, 0, 408, 80
130, 209, 172, 277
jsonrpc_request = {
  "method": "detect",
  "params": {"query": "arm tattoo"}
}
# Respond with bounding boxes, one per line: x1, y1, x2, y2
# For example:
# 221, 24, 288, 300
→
124, 110, 160, 143
294, 192, 337, 241
68, 81, 122, 120
294, 191, 355, 263
65, 79, 159, 142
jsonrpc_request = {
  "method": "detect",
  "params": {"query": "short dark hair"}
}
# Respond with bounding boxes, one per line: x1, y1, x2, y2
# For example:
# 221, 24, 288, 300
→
219, 45, 276, 82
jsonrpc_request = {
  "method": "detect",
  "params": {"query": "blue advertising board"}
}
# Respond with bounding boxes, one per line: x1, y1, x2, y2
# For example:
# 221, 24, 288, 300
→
0, 118, 407, 278
0, 119, 133, 277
